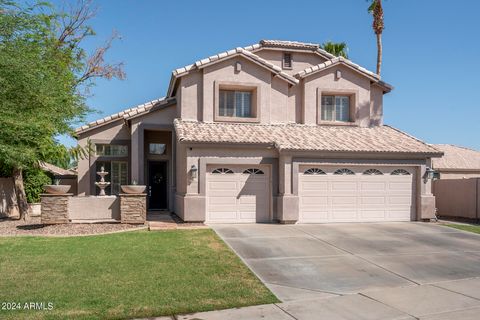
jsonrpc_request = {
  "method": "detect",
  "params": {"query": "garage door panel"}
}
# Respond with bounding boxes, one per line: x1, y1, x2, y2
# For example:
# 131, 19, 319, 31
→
208, 197, 237, 206
301, 196, 328, 206
331, 182, 357, 191
331, 210, 358, 220
207, 166, 270, 223
299, 165, 415, 223
331, 196, 356, 206
360, 196, 386, 205
360, 182, 387, 191
360, 210, 386, 219
301, 181, 328, 191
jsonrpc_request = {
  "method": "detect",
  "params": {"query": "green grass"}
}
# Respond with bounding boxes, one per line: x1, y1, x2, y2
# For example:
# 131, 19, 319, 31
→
446, 223, 480, 234
0, 230, 278, 320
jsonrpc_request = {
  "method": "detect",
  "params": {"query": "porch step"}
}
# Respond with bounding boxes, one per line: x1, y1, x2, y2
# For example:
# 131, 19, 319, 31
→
148, 220, 177, 231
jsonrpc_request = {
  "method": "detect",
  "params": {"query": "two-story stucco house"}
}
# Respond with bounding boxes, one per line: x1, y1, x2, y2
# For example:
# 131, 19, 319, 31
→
75, 40, 442, 224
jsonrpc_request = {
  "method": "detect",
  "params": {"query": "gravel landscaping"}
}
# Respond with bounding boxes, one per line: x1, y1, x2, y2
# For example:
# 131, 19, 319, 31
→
0, 216, 144, 236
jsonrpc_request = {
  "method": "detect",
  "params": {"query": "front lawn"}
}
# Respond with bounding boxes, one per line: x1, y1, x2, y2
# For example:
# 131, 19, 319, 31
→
446, 223, 480, 234
0, 230, 277, 320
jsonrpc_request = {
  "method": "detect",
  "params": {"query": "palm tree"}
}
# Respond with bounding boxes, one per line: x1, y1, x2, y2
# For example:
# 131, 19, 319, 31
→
368, 0, 384, 75
320, 41, 349, 59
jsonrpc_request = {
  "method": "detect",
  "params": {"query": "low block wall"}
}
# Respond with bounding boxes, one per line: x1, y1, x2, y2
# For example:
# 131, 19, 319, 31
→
0, 177, 19, 218
433, 178, 480, 220
69, 196, 120, 220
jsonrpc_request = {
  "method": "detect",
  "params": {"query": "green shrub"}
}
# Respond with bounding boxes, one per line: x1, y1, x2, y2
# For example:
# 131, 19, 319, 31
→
24, 169, 51, 203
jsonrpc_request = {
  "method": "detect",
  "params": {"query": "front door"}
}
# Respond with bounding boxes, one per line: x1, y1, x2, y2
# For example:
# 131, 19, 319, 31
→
148, 161, 168, 210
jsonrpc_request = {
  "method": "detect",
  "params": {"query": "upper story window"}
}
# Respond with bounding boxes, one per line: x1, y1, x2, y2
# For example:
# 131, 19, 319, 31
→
219, 90, 252, 118
283, 53, 292, 69
95, 144, 128, 157
149, 143, 166, 155
321, 95, 351, 122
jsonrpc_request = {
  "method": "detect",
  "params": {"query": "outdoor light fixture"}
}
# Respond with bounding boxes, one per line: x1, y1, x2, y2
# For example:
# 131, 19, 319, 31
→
424, 167, 436, 182
190, 164, 198, 179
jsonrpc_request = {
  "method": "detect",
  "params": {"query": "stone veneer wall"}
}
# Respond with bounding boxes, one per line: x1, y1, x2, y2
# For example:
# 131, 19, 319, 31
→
119, 194, 146, 224
41, 194, 71, 224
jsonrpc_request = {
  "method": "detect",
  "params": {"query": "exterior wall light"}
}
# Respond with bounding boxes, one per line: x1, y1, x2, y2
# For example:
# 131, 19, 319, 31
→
424, 167, 436, 182
190, 164, 198, 179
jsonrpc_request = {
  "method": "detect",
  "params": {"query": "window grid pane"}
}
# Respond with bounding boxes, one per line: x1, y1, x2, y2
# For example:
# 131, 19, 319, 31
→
321, 95, 350, 122
219, 90, 252, 118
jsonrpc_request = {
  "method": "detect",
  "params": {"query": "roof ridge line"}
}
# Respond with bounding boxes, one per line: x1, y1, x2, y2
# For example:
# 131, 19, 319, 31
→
384, 125, 443, 154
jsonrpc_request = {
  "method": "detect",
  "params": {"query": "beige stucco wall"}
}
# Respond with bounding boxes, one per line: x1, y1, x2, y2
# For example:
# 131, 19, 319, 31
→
77, 120, 131, 196
254, 49, 327, 75
370, 85, 384, 126
303, 65, 372, 127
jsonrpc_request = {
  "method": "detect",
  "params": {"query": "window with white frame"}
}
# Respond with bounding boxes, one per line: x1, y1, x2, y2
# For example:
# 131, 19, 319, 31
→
219, 90, 252, 118
321, 95, 351, 122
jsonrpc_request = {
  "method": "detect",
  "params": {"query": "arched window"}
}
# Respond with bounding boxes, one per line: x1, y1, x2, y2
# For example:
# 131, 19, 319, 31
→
304, 168, 326, 175
211, 168, 234, 174
243, 168, 264, 175
363, 169, 383, 175
391, 169, 410, 175
333, 168, 355, 175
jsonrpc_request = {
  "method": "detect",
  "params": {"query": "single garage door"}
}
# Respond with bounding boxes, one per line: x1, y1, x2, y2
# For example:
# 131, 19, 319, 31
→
206, 166, 270, 223
299, 166, 415, 223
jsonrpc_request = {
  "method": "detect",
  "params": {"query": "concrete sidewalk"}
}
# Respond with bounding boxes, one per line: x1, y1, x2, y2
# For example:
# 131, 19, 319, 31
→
174, 278, 480, 319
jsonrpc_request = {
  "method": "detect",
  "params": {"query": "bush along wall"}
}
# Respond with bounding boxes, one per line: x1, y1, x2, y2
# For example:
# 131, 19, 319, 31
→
24, 169, 52, 203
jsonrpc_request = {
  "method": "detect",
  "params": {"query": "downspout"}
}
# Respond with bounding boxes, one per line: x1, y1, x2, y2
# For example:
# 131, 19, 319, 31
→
477, 178, 479, 221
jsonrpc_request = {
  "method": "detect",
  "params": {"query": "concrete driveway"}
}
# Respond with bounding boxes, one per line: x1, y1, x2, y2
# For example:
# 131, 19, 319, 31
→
198, 222, 480, 320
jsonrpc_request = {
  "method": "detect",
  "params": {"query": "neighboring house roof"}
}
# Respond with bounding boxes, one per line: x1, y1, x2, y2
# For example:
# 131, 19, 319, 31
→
174, 119, 442, 155
39, 161, 77, 176
75, 97, 175, 135
431, 144, 480, 171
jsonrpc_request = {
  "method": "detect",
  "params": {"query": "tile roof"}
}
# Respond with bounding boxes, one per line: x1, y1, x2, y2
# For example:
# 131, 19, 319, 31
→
75, 97, 174, 134
39, 161, 77, 176
174, 119, 442, 155
172, 47, 299, 85
258, 39, 336, 59
296, 56, 380, 80
431, 144, 480, 170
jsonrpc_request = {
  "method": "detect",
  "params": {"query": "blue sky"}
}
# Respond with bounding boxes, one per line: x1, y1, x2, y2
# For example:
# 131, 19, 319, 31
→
61, 0, 480, 150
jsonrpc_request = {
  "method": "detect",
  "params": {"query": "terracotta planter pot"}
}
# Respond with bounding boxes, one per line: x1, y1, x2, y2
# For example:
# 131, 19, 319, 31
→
43, 185, 71, 195
121, 185, 146, 194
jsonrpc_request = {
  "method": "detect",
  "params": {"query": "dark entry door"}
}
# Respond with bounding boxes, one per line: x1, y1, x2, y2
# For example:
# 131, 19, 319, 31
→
148, 161, 168, 210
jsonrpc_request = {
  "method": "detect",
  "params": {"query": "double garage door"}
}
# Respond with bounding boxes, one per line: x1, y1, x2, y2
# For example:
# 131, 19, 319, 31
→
206, 166, 270, 223
205, 164, 416, 223
299, 166, 416, 223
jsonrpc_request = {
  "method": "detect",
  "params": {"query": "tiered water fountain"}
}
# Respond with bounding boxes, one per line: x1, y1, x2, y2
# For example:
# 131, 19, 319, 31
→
95, 166, 110, 196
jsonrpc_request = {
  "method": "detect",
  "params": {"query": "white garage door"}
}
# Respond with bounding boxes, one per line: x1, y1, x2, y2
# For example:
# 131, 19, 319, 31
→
299, 166, 415, 223
206, 166, 270, 223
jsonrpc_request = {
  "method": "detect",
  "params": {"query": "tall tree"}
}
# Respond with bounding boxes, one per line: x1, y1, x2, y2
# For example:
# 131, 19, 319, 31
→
368, 0, 385, 75
320, 41, 349, 59
0, 0, 125, 219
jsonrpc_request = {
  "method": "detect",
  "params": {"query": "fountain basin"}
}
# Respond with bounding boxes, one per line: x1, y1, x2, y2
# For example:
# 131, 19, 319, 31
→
43, 185, 71, 195
121, 185, 146, 194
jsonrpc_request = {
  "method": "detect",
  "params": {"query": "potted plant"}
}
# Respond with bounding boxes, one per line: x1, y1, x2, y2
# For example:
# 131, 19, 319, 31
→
120, 180, 146, 194
43, 179, 71, 195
